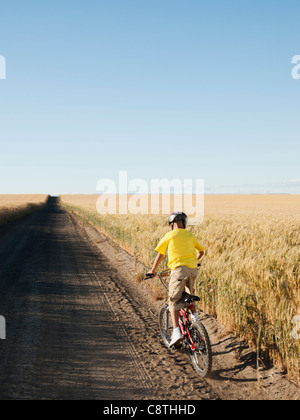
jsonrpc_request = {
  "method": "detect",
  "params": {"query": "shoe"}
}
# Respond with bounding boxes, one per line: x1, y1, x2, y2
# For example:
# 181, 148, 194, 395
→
169, 328, 183, 347
191, 313, 199, 323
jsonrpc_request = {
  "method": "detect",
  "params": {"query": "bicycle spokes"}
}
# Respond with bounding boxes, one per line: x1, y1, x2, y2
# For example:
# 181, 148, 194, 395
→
189, 322, 212, 377
159, 304, 173, 348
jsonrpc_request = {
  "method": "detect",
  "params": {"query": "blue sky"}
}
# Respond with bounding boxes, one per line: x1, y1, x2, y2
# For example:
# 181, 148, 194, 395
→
0, 0, 299, 195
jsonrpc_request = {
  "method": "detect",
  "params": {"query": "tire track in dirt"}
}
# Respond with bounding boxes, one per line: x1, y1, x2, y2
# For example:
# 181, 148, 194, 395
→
0, 198, 218, 400
0, 198, 151, 399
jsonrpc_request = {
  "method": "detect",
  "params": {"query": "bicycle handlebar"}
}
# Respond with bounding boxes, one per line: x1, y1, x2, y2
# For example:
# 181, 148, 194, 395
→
144, 273, 155, 279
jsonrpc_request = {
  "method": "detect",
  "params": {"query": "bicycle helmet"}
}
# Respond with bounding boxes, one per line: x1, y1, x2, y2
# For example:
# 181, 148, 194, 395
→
168, 211, 188, 228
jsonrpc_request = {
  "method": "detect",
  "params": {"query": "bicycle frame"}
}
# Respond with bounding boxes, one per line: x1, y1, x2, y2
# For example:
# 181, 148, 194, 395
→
179, 307, 196, 351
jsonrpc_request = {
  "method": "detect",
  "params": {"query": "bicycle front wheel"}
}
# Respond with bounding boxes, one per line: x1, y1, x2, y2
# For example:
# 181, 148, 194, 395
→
189, 321, 212, 378
159, 303, 172, 348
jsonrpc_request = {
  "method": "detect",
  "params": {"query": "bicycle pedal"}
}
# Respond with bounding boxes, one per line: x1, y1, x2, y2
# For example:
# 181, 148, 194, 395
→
171, 341, 182, 350
175, 341, 182, 348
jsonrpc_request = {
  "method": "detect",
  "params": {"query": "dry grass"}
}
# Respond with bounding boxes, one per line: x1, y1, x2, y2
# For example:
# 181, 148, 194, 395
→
61, 194, 300, 383
0, 194, 49, 225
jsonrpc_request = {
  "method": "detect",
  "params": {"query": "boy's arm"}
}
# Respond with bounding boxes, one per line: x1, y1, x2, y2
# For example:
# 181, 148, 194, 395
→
148, 233, 169, 275
148, 253, 164, 275
193, 236, 205, 261
197, 251, 204, 260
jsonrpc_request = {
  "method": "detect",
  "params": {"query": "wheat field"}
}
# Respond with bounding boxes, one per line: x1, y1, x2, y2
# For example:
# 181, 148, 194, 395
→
61, 194, 300, 382
0, 194, 49, 226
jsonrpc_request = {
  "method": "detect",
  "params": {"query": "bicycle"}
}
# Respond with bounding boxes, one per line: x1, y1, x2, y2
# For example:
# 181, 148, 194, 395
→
145, 266, 212, 378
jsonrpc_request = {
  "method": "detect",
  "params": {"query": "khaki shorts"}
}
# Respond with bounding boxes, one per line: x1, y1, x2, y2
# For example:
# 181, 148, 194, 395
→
169, 266, 198, 311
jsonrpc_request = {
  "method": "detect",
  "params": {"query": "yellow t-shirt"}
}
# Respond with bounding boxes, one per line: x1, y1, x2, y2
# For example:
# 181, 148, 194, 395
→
155, 229, 205, 271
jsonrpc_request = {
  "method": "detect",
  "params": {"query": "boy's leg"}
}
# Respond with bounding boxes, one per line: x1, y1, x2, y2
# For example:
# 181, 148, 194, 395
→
168, 267, 190, 346
169, 267, 188, 328
171, 309, 180, 328
186, 268, 199, 322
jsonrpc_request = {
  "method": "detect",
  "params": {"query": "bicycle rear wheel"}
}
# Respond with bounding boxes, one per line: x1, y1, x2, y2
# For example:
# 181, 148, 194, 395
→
159, 304, 172, 348
189, 321, 212, 378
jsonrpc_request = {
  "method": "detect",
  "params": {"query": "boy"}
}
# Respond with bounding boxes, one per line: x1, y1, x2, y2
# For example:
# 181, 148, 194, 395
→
148, 211, 205, 347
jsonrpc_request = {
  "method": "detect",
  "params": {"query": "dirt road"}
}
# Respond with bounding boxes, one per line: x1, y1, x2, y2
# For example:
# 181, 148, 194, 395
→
0, 198, 298, 400
0, 198, 218, 400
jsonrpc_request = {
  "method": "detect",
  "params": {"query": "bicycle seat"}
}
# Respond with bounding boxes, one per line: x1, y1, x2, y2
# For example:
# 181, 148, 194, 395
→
182, 293, 200, 304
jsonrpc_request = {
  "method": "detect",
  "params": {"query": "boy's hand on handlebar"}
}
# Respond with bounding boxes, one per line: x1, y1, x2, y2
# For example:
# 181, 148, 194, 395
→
145, 272, 155, 279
